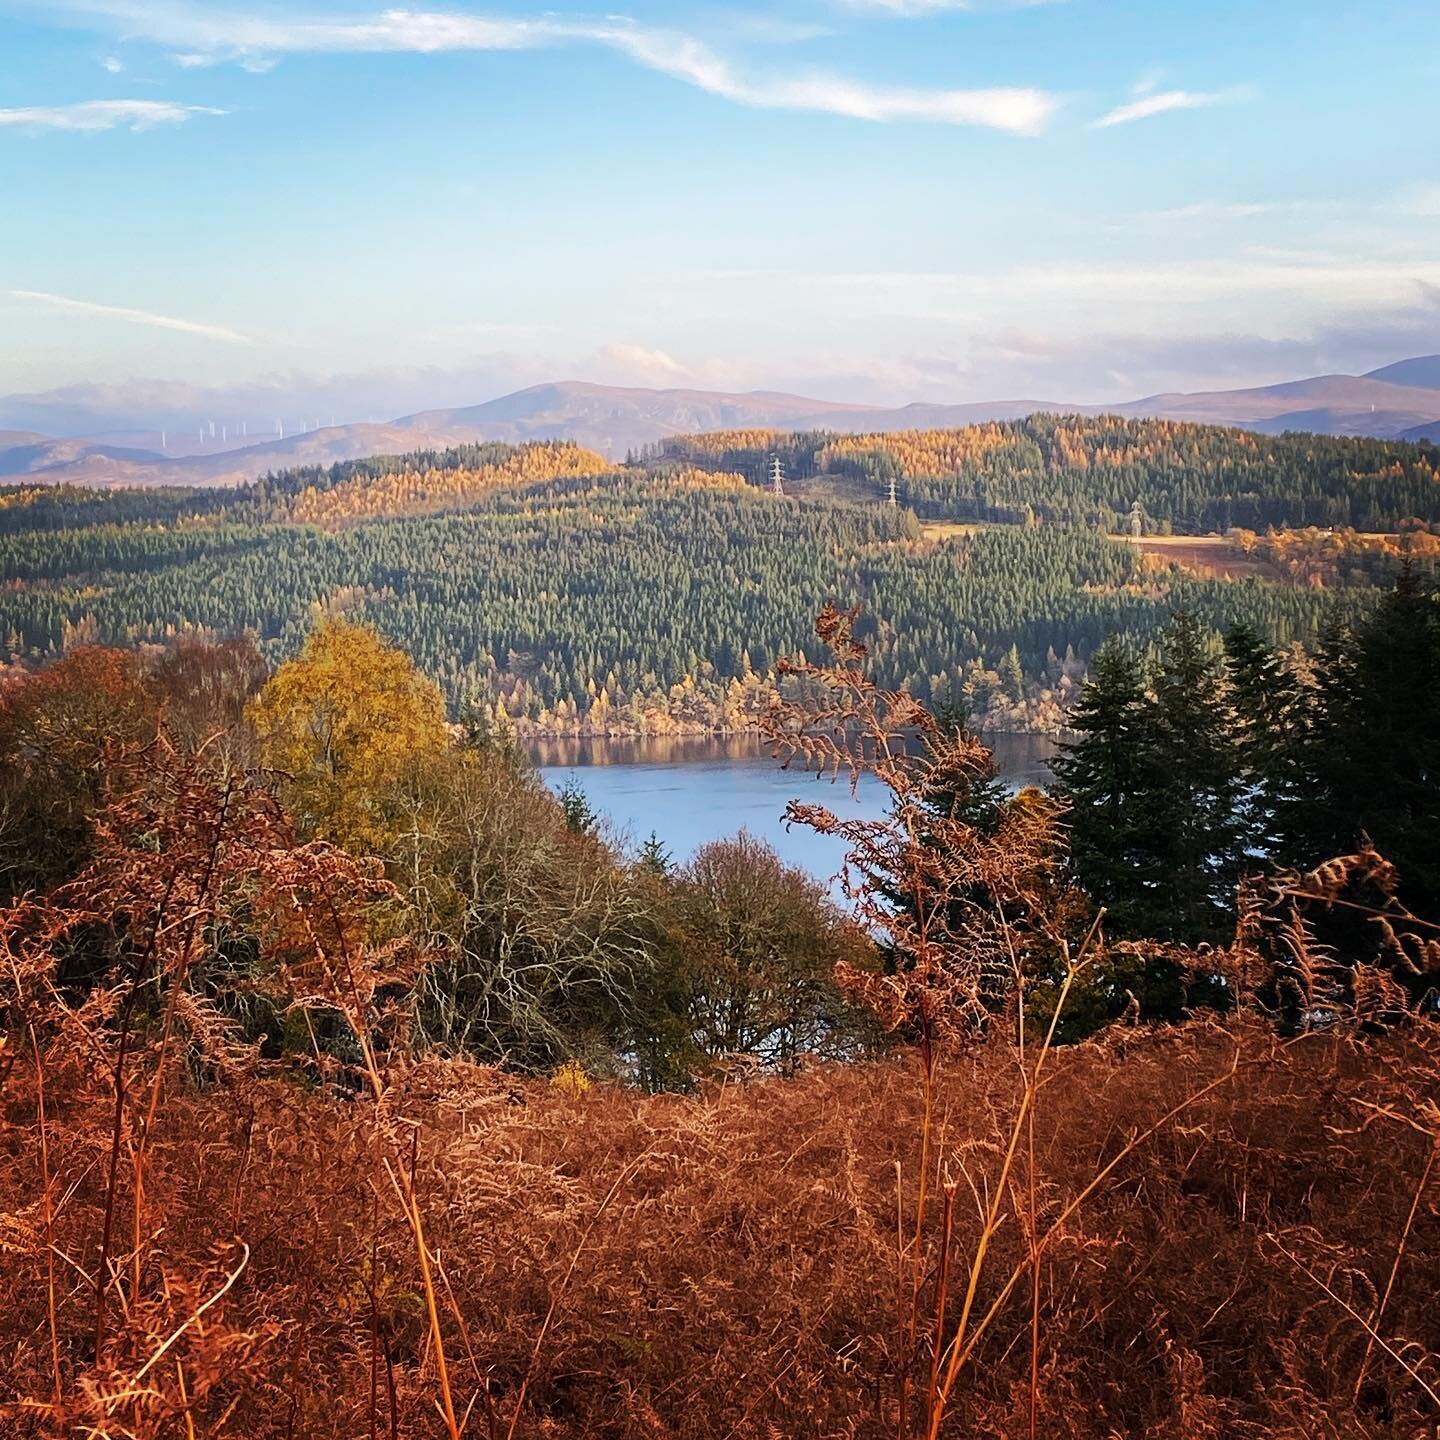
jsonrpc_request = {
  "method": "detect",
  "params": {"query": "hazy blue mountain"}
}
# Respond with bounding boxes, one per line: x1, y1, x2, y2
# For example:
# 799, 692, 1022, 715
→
1364, 355, 1440, 389
0, 438, 165, 478
7, 358, 1440, 489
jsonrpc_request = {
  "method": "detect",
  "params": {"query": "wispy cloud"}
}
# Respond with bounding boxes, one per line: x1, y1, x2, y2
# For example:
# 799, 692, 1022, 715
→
691, 255, 1440, 323
55, 3, 1059, 134
7, 289, 253, 343
1143, 201, 1275, 221
835, 0, 1064, 13
1139, 200, 1319, 222
0, 99, 224, 131
836, 1, 976, 11
603, 26, 1056, 131
1091, 86, 1246, 129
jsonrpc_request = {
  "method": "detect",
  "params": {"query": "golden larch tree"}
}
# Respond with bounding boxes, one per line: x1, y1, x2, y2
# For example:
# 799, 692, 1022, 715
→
247, 618, 448, 852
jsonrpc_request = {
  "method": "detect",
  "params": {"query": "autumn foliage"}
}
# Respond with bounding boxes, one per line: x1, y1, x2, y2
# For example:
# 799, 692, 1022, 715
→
246, 617, 449, 852
2, 615, 1439, 1437
4, 881, 1439, 1437
286, 441, 610, 526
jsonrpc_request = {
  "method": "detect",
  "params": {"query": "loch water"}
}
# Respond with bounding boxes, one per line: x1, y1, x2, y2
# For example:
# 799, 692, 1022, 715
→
530, 732, 1060, 887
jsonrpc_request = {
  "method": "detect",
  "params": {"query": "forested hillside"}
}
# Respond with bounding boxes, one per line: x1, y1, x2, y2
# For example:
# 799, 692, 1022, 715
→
1, 417, 1434, 734
657, 415, 1440, 530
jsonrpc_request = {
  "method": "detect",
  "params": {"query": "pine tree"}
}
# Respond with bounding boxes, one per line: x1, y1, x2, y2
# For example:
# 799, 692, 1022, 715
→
1222, 621, 1306, 863
999, 644, 1025, 704
1301, 565, 1440, 917
637, 831, 673, 875
558, 779, 598, 835
1050, 637, 1153, 935
1142, 612, 1246, 942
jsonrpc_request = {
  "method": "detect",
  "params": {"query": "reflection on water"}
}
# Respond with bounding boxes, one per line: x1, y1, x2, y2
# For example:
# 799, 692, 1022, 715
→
529, 732, 1059, 889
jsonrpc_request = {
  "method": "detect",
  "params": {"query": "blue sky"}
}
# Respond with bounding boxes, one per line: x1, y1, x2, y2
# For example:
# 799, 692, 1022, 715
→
2, 0, 1439, 426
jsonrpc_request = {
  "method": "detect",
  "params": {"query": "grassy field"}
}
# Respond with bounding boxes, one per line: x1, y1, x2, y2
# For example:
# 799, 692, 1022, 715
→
1116, 532, 1283, 581
919, 520, 988, 543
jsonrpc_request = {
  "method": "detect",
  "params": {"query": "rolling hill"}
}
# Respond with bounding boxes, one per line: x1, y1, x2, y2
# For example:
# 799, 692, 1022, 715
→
0, 387, 1073, 489
0, 438, 166, 479
5, 417, 1425, 739
5, 357, 1438, 489
1112, 372, 1440, 436
1364, 356, 1440, 389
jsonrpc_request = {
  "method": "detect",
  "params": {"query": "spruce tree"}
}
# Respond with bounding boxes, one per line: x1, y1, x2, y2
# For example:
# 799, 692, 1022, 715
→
638, 831, 673, 876
1222, 621, 1306, 863
1302, 565, 1440, 917
1056, 617, 1248, 945
999, 644, 1025, 704
558, 779, 599, 835
1142, 612, 1246, 942
1050, 636, 1152, 934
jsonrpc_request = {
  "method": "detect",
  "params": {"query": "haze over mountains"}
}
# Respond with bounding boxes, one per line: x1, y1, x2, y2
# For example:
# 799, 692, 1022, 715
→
4, 356, 1439, 490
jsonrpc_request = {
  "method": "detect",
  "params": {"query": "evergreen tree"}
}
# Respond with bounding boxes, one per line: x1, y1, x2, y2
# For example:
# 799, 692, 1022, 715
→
637, 831, 673, 876
999, 644, 1025, 704
871, 702, 1018, 1004
1056, 617, 1247, 945
923, 697, 1010, 832
1300, 565, 1440, 917
1050, 637, 1154, 935
558, 779, 599, 835
1142, 612, 1246, 942
1222, 621, 1306, 863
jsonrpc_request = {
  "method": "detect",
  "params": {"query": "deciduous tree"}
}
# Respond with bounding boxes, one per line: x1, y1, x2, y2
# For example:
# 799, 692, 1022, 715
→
246, 618, 448, 852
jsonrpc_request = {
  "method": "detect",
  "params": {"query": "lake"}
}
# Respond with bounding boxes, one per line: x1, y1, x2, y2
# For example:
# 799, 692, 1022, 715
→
530, 732, 1059, 888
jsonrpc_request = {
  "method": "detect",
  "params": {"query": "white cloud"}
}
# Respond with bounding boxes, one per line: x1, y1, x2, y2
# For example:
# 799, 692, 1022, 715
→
1139, 200, 1310, 222
56, 3, 1058, 134
6, 286, 1438, 429
594, 343, 693, 383
835, 0, 1063, 13
7, 289, 253, 343
836, 1, 976, 11
0, 99, 224, 131
101, 55, 124, 72
603, 26, 1056, 132
1397, 181, 1440, 218
1091, 87, 1245, 129
691, 255, 1440, 331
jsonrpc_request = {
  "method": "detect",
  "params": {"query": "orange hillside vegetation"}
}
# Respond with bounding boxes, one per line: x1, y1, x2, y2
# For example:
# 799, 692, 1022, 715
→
815, 417, 1268, 479
287, 441, 611, 526
665, 428, 787, 457
818, 424, 1024, 478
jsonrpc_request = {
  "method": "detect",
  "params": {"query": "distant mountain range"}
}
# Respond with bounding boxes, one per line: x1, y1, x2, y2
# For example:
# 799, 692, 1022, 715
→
5, 356, 1440, 490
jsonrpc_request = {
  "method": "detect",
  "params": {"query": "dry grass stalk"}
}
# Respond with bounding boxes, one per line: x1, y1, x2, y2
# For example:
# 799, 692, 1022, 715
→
1, 645, 1437, 1436
764, 605, 1440, 1437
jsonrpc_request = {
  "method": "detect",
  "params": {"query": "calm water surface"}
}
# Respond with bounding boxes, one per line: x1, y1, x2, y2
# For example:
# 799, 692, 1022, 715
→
530, 733, 1059, 887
